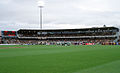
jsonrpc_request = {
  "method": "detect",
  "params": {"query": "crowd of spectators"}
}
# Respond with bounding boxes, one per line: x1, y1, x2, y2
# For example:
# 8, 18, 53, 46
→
1, 38, 118, 45
2, 38, 20, 44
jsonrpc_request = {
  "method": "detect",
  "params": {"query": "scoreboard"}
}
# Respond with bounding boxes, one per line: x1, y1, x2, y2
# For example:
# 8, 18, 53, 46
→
2, 31, 17, 37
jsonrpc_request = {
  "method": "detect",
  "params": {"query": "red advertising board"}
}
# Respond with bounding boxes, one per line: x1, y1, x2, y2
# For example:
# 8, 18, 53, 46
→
86, 43, 95, 45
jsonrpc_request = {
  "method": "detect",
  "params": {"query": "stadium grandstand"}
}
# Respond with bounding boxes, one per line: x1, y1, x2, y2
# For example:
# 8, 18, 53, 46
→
0, 26, 119, 45
17, 26, 119, 45
1, 31, 19, 44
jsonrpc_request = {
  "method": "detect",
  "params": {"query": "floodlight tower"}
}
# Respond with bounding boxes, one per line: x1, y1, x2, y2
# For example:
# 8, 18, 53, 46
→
37, 0, 45, 30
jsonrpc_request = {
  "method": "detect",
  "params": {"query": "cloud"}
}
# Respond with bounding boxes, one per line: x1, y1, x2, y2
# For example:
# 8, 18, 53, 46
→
0, 0, 120, 31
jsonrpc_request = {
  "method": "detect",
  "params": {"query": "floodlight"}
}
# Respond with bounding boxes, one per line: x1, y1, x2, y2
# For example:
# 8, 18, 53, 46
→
38, 0, 45, 8
37, 0, 45, 30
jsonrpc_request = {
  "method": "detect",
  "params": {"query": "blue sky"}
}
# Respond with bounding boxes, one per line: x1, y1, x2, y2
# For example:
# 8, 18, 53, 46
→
0, 0, 120, 30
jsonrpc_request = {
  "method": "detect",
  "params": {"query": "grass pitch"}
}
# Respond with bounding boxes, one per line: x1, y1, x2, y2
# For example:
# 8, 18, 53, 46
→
0, 45, 120, 73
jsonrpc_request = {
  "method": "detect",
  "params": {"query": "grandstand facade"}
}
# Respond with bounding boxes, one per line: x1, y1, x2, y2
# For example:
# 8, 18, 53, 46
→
0, 31, 1, 44
0, 27, 120, 45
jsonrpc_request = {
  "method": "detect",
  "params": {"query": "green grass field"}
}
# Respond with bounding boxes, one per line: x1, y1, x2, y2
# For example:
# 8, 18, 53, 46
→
0, 45, 120, 73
